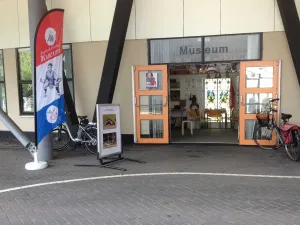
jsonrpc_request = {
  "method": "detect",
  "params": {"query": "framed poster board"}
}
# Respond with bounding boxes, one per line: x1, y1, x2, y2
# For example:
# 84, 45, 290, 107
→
96, 104, 122, 158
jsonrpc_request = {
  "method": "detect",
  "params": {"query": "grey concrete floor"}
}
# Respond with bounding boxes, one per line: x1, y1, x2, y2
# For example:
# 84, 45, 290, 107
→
1, 141, 300, 224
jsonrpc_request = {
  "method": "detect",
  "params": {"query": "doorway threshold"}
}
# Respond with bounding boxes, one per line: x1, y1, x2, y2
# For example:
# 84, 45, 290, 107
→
170, 141, 239, 146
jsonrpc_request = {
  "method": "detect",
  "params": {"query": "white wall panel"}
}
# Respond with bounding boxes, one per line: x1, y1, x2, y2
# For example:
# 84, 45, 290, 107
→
51, 0, 91, 43
90, 0, 116, 41
184, 0, 221, 36
18, 0, 30, 47
221, 0, 275, 34
0, 0, 19, 49
274, 1, 284, 31
17, 0, 60, 48
90, 0, 136, 41
126, 1, 136, 40
136, 0, 184, 39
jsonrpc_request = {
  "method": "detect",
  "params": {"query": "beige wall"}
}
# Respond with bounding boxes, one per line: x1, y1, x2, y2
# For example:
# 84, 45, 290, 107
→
263, 32, 300, 124
72, 42, 107, 120
1, 0, 299, 49
72, 39, 148, 134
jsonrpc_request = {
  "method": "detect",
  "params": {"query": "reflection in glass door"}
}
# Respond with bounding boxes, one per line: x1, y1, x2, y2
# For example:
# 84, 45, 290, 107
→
133, 66, 169, 144
239, 61, 280, 146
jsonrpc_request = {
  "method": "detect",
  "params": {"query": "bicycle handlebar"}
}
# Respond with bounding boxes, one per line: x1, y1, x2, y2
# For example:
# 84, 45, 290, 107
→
269, 98, 280, 103
267, 98, 279, 112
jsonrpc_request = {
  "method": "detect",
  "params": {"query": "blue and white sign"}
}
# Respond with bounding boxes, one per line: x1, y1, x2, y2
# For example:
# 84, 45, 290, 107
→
34, 10, 65, 145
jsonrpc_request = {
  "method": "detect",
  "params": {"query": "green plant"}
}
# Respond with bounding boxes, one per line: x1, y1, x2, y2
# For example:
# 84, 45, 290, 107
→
19, 52, 33, 97
0, 54, 3, 79
200, 120, 208, 128
0, 54, 6, 107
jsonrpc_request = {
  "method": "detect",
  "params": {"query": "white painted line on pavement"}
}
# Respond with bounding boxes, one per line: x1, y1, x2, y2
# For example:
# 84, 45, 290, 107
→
1, 172, 300, 194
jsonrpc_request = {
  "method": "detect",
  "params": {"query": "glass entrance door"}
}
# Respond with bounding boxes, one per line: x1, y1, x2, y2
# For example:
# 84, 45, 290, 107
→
133, 65, 169, 144
239, 61, 280, 145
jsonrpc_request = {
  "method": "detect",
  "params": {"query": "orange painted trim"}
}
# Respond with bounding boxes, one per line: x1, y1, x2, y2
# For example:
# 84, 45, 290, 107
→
239, 61, 279, 146
134, 65, 169, 144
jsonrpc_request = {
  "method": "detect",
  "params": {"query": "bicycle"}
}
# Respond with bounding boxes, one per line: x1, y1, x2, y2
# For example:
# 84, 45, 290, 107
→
52, 115, 98, 155
253, 98, 300, 161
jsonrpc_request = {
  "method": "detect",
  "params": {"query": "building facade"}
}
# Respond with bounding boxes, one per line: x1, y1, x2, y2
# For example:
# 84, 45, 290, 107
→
0, 0, 299, 144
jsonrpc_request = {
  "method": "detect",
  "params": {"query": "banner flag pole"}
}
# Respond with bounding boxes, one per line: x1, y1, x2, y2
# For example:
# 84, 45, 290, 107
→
33, 9, 66, 166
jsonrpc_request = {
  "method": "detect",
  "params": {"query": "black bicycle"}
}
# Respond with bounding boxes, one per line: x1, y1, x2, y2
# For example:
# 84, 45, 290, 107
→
52, 116, 98, 154
253, 98, 300, 161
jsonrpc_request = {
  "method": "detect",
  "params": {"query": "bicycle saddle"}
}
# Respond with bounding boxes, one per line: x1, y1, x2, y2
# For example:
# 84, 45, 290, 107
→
281, 113, 292, 120
78, 115, 88, 120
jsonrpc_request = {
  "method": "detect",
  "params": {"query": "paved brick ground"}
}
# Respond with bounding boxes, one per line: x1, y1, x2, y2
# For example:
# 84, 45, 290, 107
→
1, 141, 300, 224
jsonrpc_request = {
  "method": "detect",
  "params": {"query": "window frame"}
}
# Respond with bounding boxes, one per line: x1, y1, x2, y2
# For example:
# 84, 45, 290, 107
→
17, 47, 33, 115
63, 44, 76, 103
0, 50, 7, 112
16, 44, 75, 115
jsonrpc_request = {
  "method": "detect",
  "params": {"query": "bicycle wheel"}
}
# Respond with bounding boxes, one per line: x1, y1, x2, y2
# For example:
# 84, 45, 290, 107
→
253, 125, 280, 150
284, 130, 300, 161
83, 126, 98, 155
52, 128, 71, 151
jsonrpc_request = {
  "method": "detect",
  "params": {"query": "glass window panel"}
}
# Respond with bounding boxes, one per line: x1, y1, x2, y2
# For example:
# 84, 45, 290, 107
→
245, 120, 257, 140
140, 96, 162, 115
67, 81, 74, 100
204, 33, 261, 62
149, 37, 203, 64
205, 78, 218, 109
0, 51, 4, 81
139, 70, 162, 90
18, 50, 32, 81
63, 46, 73, 79
246, 93, 272, 114
140, 120, 163, 138
21, 84, 34, 113
0, 83, 6, 112
246, 66, 273, 88
217, 78, 231, 117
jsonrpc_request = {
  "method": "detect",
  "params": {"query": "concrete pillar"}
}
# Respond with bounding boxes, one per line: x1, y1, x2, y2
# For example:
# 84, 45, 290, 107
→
28, 0, 53, 161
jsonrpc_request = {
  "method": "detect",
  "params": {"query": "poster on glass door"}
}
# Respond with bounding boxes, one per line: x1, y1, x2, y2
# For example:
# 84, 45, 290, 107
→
146, 71, 157, 89
96, 104, 122, 158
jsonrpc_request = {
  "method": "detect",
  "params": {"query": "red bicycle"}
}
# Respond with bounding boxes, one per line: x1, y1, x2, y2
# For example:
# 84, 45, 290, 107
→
253, 98, 300, 161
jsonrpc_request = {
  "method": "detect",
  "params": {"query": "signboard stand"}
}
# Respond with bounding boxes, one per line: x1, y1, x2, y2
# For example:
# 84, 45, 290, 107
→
75, 104, 145, 171
97, 155, 145, 171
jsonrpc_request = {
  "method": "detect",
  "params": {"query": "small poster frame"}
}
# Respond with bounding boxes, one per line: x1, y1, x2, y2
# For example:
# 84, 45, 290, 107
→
96, 104, 122, 159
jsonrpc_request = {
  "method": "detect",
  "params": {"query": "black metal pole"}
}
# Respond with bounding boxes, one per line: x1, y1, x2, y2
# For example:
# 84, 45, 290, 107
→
277, 0, 300, 85
93, 0, 133, 121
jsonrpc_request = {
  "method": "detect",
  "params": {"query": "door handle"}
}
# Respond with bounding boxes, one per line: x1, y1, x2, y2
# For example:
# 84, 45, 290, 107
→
163, 96, 168, 106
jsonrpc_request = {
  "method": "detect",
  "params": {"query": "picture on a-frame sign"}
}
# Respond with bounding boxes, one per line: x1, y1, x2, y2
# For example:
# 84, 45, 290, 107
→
96, 104, 122, 158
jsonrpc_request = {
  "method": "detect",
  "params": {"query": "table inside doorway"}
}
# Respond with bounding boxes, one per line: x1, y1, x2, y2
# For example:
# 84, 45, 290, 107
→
204, 109, 228, 129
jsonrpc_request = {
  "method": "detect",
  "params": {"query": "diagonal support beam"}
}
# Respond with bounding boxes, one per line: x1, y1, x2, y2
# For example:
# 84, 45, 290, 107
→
93, 0, 133, 121
63, 70, 78, 125
277, 0, 300, 85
